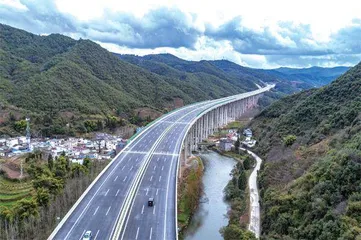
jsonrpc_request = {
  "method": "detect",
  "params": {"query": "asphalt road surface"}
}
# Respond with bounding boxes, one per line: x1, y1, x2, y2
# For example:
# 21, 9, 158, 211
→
49, 86, 273, 240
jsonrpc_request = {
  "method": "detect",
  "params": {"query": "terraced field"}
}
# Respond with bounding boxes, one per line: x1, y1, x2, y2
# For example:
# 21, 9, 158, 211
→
0, 176, 34, 208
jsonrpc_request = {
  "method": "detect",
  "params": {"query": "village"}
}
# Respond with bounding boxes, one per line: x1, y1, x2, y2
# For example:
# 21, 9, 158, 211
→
0, 133, 128, 164
218, 127, 256, 151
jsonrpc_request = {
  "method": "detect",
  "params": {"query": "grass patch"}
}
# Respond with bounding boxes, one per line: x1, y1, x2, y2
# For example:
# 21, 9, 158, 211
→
0, 176, 34, 207
224, 121, 244, 129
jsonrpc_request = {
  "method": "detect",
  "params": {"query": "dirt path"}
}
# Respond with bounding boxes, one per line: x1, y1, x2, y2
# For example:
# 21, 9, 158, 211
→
241, 148, 261, 238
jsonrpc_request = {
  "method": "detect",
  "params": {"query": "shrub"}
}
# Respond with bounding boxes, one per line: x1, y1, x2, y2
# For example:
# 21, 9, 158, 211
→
283, 135, 297, 147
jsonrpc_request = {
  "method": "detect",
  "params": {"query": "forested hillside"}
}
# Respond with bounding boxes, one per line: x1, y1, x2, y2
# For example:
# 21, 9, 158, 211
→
117, 54, 349, 95
0, 23, 347, 137
0, 24, 195, 115
118, 54, 308, 94
249, 62, 361, 239
0, 24, 283, 137
267, 66, 350, 87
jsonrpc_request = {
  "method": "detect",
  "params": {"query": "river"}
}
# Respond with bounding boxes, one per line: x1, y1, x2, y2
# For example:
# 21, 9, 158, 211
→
184, 151, 236, 240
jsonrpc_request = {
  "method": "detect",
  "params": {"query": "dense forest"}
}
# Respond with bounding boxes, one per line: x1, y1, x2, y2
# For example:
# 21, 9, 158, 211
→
249, 62, 361, 239
0, 152, 108, 239
117, 54, 347, 95
0, 24, 347, 138
0, 24, 281, 137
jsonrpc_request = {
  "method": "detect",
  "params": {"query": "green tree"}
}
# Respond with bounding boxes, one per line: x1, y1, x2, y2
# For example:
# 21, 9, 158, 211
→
53, 155, 69, 178
36, 187, 50, 207
96, 120, 104, 130
283, 135, 297, 147
234, 137, 241, 153
243, 156, 252, 170
13, 119, 27, 132
71, 163, 88, 177
106, 115, 119, 130
14, 198, 39, 220
220, 224, 257, 240
9, 111, 16, 121
83, 157, 91, 169
48, 154, 54, 170
33, 176, 63, 195
238, 171, 247, 190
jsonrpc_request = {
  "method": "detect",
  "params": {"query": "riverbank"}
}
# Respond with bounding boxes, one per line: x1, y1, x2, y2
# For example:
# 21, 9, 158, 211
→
177, 156, 204, 238
219, 148, 257, 240
241, 148, 262, 238
184, 151, 236, 240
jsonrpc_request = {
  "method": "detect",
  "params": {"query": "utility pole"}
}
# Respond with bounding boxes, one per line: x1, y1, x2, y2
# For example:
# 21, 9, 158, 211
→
26, 118, 31, 150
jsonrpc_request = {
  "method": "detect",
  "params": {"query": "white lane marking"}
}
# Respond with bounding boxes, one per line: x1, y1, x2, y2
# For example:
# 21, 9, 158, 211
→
135, 227, 140, 240
121, 165, 126, 171
159, 176, 162, 182
130, 165, 133, 171
94, 230, 100, 240
123, 176, 128, 182
62, 142, 142, 240
146, 188, 149, 196
153, 205, 156, 215
163, 152, 177, 239
105, 189, 110, 196
157, 157, 159, 162
150, 175, 153, 182
161, 166, 164, 171
93, 206, 99, 215
114, 176, 118, 182
78, 230, 86, 240
150, 227, 153, 240
153, 165, 156, 170
106, 206, 111, 216
156, 189, 159, 195
115, 106, 207, 240
164, 158, 166, 162
116, 189, 120, 196
141, 205, 144, 214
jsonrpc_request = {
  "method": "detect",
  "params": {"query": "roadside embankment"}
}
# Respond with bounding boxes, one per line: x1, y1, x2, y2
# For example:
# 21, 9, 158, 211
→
177, 156, 204, 238
240, 148, 262, 238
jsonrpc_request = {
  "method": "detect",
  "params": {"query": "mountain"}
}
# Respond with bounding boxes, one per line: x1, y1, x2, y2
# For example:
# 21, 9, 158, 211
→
208, 60, 314, 93
0, 23, 349, 137
264, 66, 350, 87
117, 54, 348, 95
0, 24, 278, 136
0, 24, 200, 115
117, 54, 300, 94
115, 54, 265, 93
249, 63, 361, 239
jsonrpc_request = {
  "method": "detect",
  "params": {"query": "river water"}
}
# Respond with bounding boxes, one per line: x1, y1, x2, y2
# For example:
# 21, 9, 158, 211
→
184, 151, 236, 240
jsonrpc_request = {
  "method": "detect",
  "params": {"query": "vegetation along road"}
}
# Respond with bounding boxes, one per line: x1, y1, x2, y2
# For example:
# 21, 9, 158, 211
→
240, 148, 262, 238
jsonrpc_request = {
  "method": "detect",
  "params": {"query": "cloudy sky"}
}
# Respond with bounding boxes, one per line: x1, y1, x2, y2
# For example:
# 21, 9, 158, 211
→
1, 0, 361, 68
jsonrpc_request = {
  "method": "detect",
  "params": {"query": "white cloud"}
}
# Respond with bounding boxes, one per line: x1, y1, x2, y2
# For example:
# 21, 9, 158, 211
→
0, 0, 27, 10
1, 0, 361, 68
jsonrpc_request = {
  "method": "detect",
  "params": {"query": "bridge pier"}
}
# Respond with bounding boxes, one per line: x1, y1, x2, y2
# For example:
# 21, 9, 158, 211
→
181, 94, 264, 173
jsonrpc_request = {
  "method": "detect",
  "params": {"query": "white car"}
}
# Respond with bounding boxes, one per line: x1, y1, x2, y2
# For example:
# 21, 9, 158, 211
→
82, 231, 92, 240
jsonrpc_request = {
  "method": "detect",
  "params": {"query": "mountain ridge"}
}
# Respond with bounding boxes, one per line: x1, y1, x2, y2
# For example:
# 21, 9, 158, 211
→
117, 53, 349, 93
249, 61, 361, 239
0, 23, 349, 137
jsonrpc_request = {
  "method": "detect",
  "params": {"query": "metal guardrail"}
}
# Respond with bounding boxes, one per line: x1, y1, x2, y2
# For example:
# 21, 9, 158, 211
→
48, 84, 274, 240
174, 84, 274, 240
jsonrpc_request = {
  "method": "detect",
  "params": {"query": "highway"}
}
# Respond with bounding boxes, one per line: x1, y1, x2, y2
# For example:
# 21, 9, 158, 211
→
49, 85, 273, 240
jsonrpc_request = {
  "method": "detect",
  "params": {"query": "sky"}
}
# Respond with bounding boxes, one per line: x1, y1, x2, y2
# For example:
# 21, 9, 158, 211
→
1, 0, 361, 68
